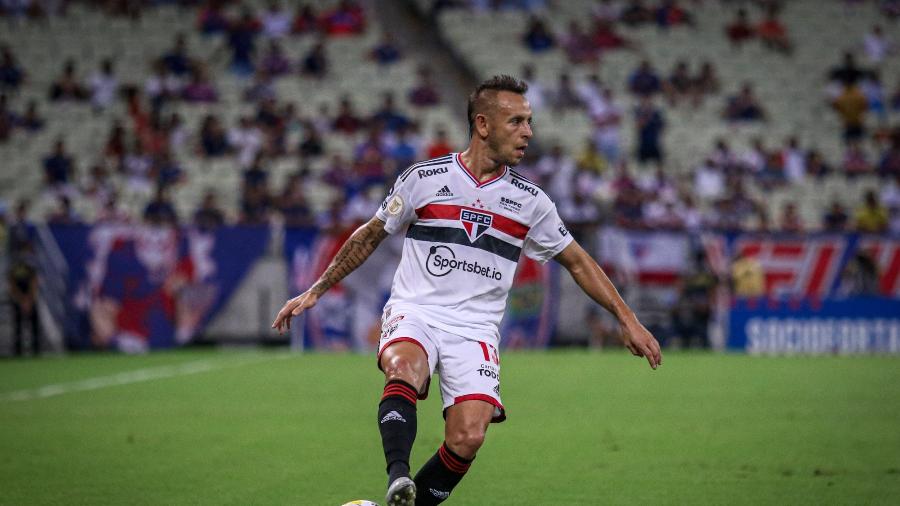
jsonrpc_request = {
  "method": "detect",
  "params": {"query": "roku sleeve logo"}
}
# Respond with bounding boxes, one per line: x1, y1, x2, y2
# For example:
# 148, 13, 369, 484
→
418, 167, 448, 178
510, 177, 538, 196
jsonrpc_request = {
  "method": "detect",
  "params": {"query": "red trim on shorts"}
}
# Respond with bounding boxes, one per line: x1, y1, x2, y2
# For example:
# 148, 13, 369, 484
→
452, 394, 507, 423
376, 337, 430, 400
478, 341, 490, 361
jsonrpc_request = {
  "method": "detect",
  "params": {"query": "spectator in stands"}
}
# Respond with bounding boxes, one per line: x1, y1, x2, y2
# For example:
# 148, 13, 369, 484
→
0, 44, 24, 91
43, 138, 76, 194
832, 82, 868, 143
194, 191, 226, 231
840, 251, 880, 295
226, 7, 261, 76
558, 189, 600, 245
197, 1, 230, 35
162, 33, 194, 77
16, 100, 45, 132
425, 127, 453, 159
561, 20, 597, 64
291, 3, 318, 35
634, 97, 665, 166
520, 64, 546, 112
353, 144, 388, 187
726, 8, 754, 47
723, 83, 766, 122
663, 60, 692, 106
370, 32, 402, 66
843, 140, 872, 177
155, 151, 184, 190
863, 25, 892, 65
279, 174, 314, 227
861, 72, 887, 125
83, 163, 114, 208
123, 140, 154, 196
878, 128, 900, 178
590, 87, 623, 163
855, 190, 888, 233
694, 157, 724, 200
388, 124, 420, 171
576, 138, 609, 176
781, 136, 806, 183
8, 240, 40, 357
740, 138, 768, 175
241, 184, 272, 225
823, 199, 850, 231
143, 187, 178, 227
244, 69, 277, 103
806, 149, 832, 179
613, 184, 645, 229
371, 92, 410, 133
88, 58, 119, 111
199, 114, 229, 157
536, 144, 576, 203
779, 202, 803, 232
242, 154, 269, 192
655, 0, 692, 29
322, 153, 359, 197
828, 52, 866, 87
592, 0, 621, 23
182, 65, 219, 103
547, 73, 583, 111
145, 59, 183, 113
332, 96, 363, 135
620, 0, 653, 26
731, 249, 764, 297
591, 18, 631, 50
691, 60, 720, 105
628, 60, 661, 98
882, 0, 900, 19
319, 0, 366, 36
47, 195, 81, 224
260, 40, 292, 77
228, 116, 264, 168
49, 60, 88, 102
301, 41, 328, 78
757, 5, 792, 55
408, 65, 440, 107
0, 93, 13, 142
671, 250, 716, 349
299, 121, 325, 158
522, 15, 555, 53
262, 1, 292, 39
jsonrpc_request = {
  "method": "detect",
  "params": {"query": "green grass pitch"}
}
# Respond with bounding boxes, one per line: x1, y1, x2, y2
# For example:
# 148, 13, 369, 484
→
1, 349, 899, 505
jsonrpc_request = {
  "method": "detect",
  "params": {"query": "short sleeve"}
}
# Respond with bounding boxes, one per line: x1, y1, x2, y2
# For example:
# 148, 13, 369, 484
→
522, 202, 574, 263
374, 173, 418, 234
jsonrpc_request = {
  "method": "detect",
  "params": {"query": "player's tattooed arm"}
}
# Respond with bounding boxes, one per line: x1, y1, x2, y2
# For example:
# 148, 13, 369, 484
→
272, 217, 388, 332
555, 240, 662, 369
309, 217, 389, 296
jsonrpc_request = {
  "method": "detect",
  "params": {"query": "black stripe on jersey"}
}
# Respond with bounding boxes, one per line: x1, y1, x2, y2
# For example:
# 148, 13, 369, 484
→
400, 158, 454, 182
399, 155, 454, 182
509, 170, 545, 190
406, 225, 521, 263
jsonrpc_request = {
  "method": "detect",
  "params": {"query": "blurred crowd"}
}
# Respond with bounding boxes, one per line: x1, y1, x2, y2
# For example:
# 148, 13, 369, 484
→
1, 0, 899, 237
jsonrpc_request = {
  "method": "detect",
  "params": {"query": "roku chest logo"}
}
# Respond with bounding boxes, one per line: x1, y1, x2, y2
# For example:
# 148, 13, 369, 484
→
460, 209, 493, 242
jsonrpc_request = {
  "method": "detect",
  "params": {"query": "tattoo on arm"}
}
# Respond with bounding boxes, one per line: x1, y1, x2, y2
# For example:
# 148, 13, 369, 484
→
309, 218, 388, 296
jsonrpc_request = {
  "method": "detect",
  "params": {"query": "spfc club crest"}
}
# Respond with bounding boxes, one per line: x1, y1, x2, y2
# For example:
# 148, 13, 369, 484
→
460, 209, 492, 242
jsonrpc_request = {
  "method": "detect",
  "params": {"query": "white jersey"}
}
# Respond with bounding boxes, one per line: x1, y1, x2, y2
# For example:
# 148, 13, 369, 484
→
374, 153, 574, 344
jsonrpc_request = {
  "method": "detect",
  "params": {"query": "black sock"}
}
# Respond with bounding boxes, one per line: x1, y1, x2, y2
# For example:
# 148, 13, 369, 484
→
378, 380, 418, 485
413, 442, 474, 505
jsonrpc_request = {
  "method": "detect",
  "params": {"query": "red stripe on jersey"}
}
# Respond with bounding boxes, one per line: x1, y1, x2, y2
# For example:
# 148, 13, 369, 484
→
456, 153, 507, 188
416, 203, 529, 240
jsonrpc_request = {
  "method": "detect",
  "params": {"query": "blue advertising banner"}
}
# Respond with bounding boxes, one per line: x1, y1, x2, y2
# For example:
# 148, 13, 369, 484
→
728, 297, 900, 354
50, 224, 269, 351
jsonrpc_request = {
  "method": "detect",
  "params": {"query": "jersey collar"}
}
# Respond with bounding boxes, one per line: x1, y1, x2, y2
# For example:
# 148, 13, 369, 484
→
455, 153, 507, 189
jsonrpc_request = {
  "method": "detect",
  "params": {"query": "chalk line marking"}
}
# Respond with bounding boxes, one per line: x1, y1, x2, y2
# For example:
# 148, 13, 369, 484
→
0, 353, 291, 402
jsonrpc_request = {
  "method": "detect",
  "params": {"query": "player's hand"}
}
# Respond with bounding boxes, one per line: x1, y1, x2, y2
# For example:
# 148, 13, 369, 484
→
271, 290, 319, 334
620, 319, 662, 370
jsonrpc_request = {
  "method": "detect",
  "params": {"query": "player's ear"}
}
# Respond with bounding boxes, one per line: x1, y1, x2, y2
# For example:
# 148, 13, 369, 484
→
473, 113, 489, 138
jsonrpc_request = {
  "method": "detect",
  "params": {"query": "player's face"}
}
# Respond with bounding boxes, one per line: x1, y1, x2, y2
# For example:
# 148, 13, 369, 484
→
486, 91, 533, 166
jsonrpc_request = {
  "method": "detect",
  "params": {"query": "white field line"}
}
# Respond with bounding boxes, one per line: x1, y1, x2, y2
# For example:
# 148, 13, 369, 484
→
0, 353, 290, 402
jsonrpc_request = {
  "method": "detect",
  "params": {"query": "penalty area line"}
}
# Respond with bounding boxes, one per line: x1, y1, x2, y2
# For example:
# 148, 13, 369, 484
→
0, 353, 290, 402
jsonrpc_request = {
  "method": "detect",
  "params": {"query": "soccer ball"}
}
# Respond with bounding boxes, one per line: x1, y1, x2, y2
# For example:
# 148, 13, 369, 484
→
341, 501, 379, 506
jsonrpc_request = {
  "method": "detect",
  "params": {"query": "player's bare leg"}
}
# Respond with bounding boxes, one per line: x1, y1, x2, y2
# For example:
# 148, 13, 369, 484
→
379, 342, 429, 506
413, 400, 494, 505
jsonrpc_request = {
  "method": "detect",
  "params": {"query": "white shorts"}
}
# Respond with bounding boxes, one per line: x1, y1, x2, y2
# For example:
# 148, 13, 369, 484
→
377, 310, 506, 423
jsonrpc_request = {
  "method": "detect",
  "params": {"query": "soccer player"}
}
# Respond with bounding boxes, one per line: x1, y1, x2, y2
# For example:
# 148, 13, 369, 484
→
272, 75, 662, 506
